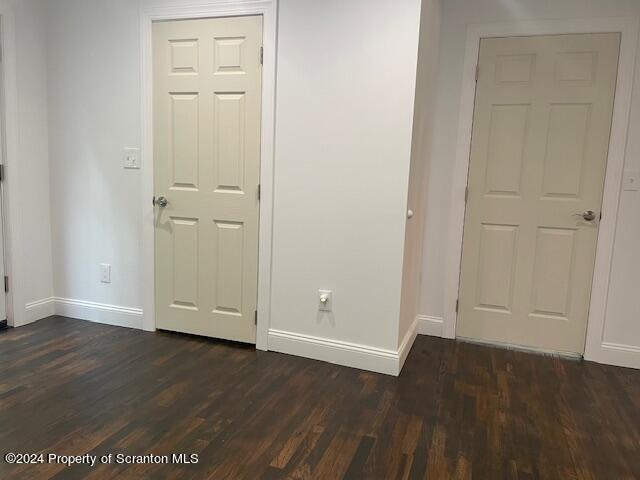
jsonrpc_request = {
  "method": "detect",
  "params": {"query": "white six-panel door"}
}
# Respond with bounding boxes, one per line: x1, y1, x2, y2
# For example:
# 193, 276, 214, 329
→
457, 34, 620, 354
153, 16, 263, 343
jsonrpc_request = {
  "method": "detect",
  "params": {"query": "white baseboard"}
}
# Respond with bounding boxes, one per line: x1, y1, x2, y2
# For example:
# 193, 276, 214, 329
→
53, 297, 143, 330
268, 325, 418, 376
419, 313, 640, 370
587, 342, 640, 370
20, 297, 142, 330
416, 314, 444, 337
20, 298, 640, 372
398, 317, 418, 373
24, 297, 56, 325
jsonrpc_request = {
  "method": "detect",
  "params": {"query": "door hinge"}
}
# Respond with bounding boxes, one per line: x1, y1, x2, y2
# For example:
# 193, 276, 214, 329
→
257, 184, 261, 201
455, 299, 459, 313
0, 164, 5, 182
260, 46, 263, 65
254, 310, 258, 325
4, 276, 8, 293
475, 64, 480, 82
464, 186, 469, 203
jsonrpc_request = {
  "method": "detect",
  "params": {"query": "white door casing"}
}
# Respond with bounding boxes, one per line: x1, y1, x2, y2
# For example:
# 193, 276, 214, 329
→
0, 23, 7, 323
153, 16, 263, 343
457, 33, 620, 354
0, 174, 5, 323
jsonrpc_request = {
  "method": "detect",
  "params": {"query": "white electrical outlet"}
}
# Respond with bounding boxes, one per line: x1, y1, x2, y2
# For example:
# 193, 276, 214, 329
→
123, 147, 141, 169
100, 264, 111, 284
318, 290, 333, 312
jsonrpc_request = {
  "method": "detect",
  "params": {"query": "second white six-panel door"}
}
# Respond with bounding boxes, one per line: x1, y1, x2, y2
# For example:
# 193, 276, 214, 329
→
153, 16, 263, 343
457, 33, 620, 354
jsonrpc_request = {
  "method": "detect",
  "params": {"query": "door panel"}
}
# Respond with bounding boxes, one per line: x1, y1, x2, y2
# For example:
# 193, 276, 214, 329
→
457, 34, 620, 354
213, 220, 245, 315
214, 92, 246, 192
476, 224, 518, 312
154, 16, 262, 343
170, 217, 199, 310
530, 227, 577, 320
541, 103, 590, 198
170, 93, 199, 189
484, 104, 529, 196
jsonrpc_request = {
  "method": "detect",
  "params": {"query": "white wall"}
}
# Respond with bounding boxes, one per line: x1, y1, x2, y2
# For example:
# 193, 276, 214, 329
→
270, 0, 421, 353
46, 0, 142, 310
42, 0, 422, 364
2, 0, 54, 326
399, 0, 441, 345
419, 0, 640, 357
9, 0, 640, 371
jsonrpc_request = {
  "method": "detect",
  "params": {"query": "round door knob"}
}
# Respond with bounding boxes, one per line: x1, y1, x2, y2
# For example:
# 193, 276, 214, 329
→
574, 210, 596, 222
154, 196, 169, 208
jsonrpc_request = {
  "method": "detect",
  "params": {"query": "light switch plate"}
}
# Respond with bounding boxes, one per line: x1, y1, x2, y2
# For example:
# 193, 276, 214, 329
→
623, 170, 640, 191
123, 147, 141, 169
100, 264, 111, 284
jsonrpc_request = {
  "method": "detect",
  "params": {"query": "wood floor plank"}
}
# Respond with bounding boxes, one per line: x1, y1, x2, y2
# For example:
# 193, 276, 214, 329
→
0, 316, 638, 479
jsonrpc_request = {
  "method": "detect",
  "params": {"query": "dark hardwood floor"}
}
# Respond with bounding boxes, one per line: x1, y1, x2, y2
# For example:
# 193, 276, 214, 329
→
0, 316, 638, 479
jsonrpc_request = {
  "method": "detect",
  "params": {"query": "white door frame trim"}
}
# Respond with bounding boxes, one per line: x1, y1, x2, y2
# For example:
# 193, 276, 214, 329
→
140, 0, 278, 350
444, 18, 639, 365
0, 4, 20, 327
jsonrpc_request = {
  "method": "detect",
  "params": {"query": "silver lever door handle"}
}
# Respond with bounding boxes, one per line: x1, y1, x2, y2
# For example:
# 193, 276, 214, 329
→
573, 210, 596, 222
153, 196, 169, 208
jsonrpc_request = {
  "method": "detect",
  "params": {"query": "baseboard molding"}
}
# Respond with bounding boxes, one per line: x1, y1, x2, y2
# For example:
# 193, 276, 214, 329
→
53, 298, 143, 330
588, 342, 640, 370
398, 317, 418, 373
416, 314, 444, 337
24, 297, 56, 325
267, 327, 418, 376
20, 297, 640, 372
